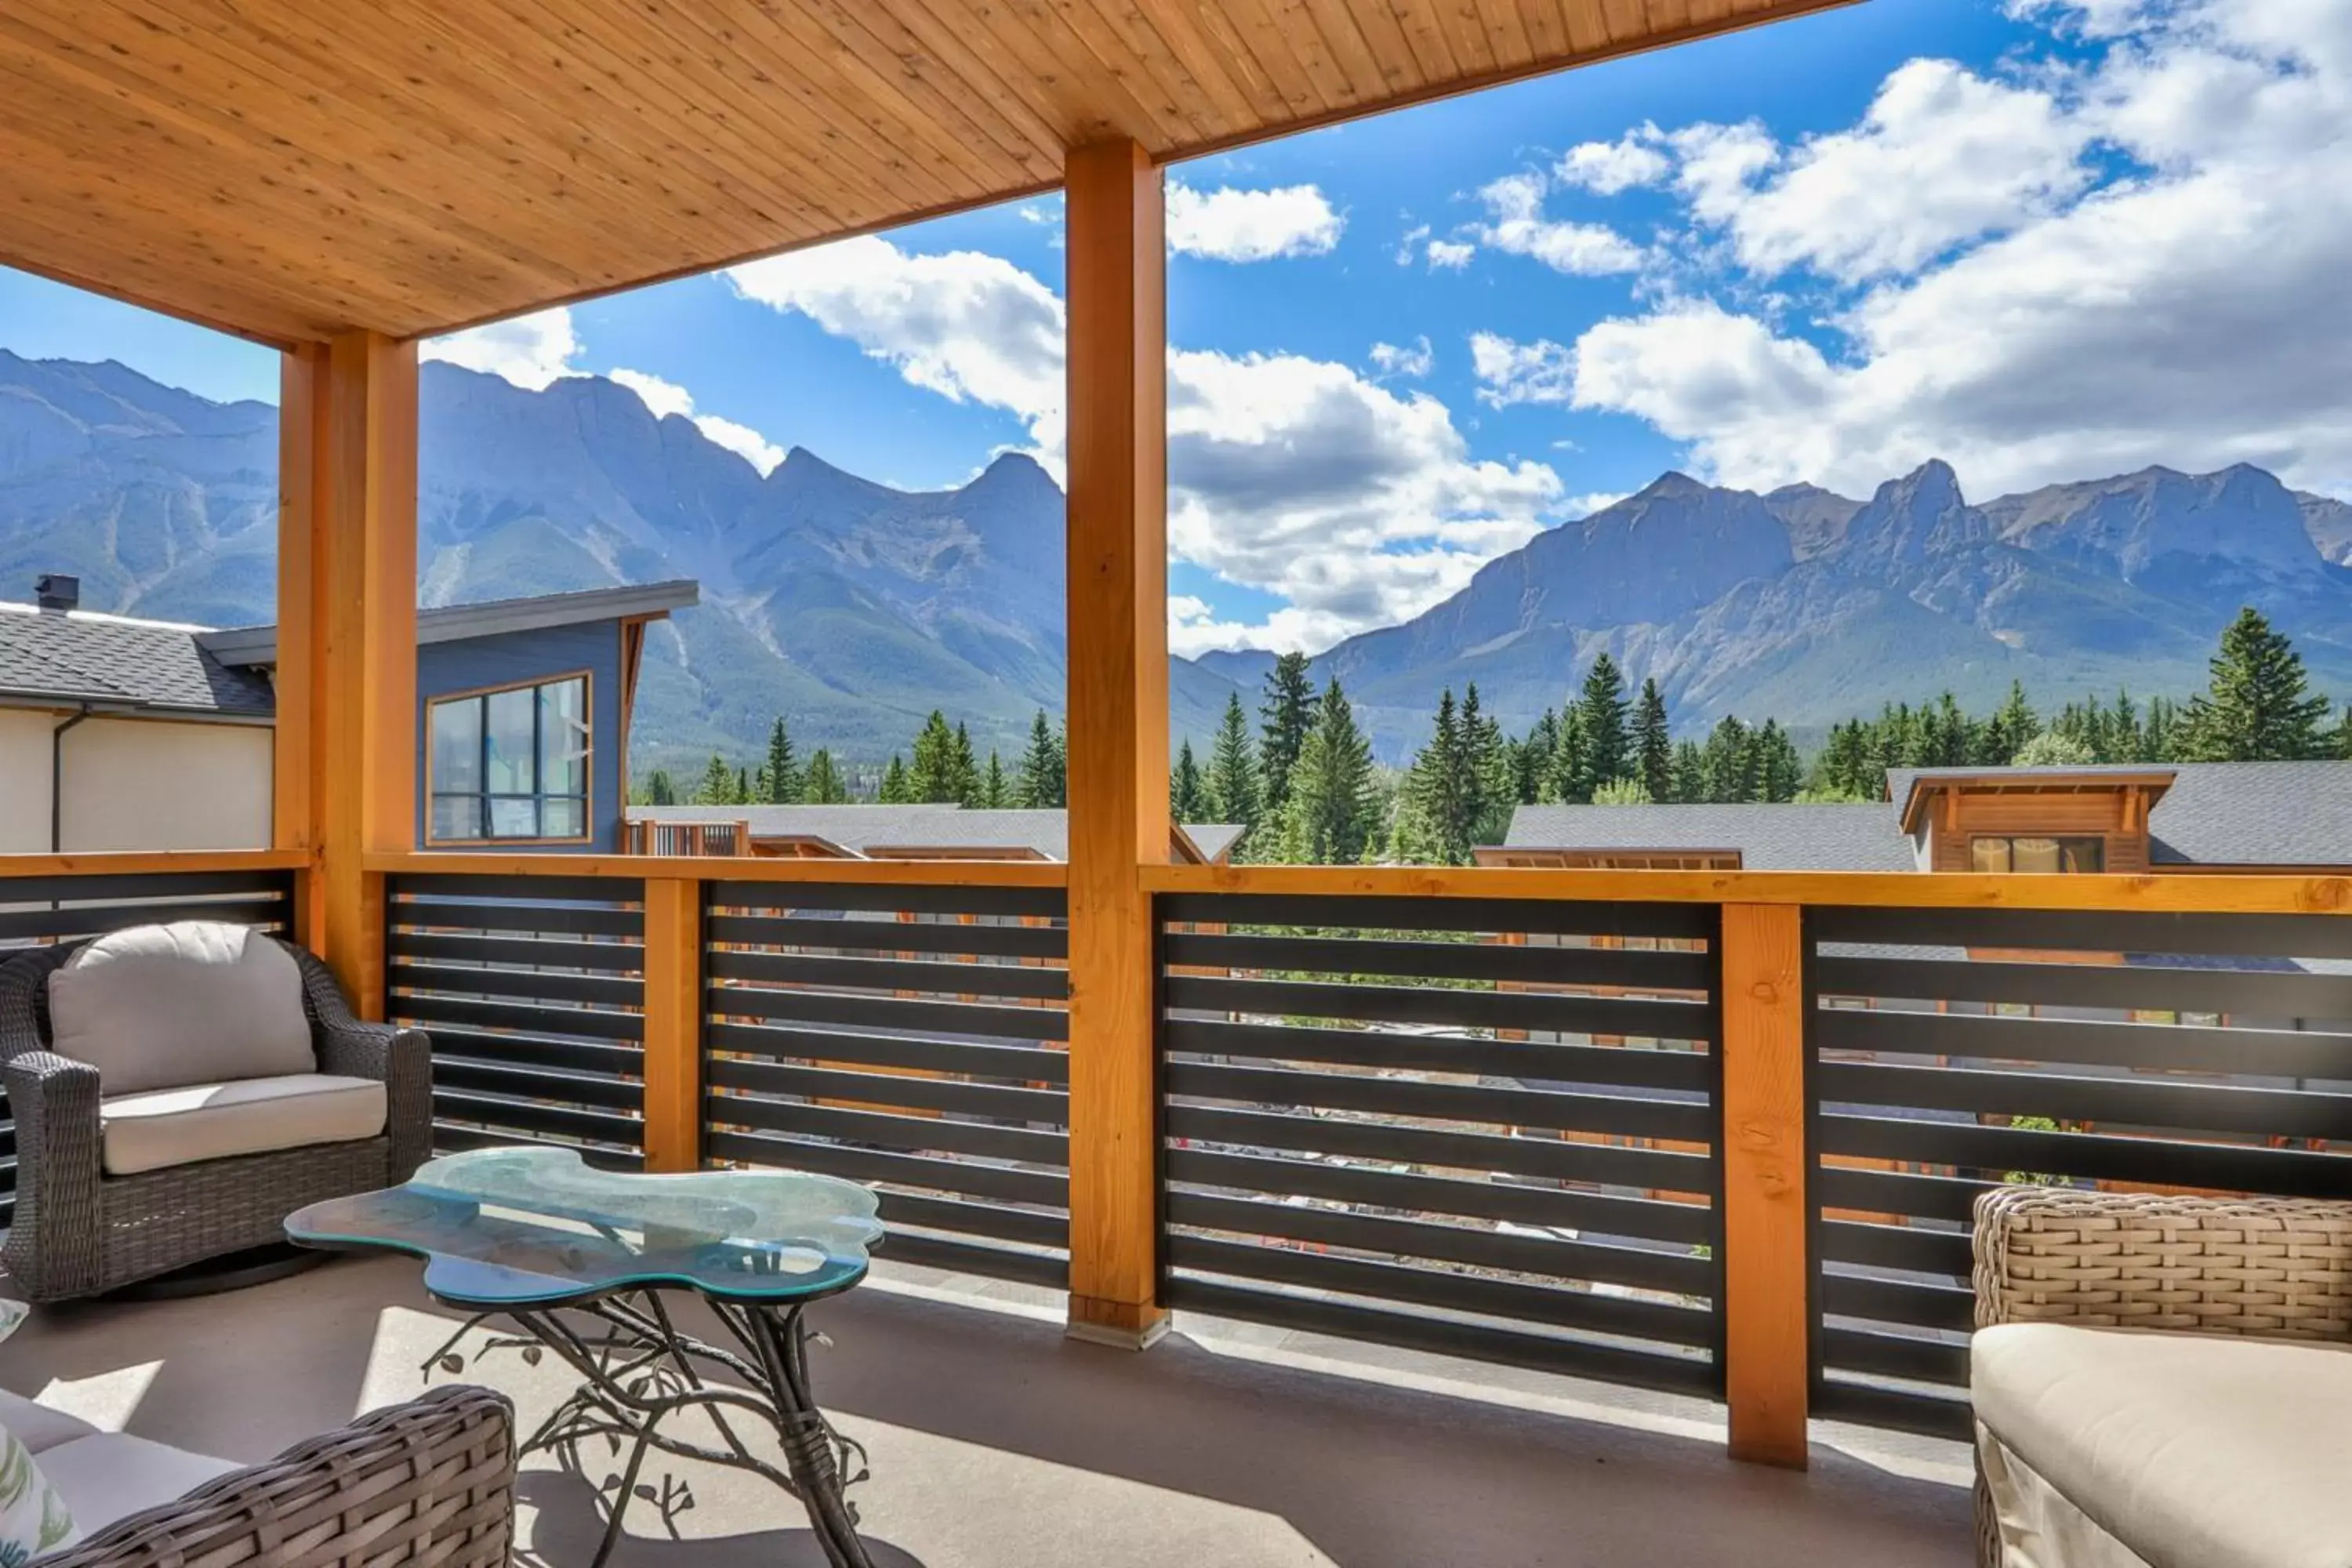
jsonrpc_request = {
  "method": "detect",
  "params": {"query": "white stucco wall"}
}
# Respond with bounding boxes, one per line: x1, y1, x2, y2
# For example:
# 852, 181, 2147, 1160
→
0, 708, 57, 852
50, 716, 273, 851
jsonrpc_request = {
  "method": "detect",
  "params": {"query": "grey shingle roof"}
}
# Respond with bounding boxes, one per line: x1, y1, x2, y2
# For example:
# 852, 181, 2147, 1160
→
1497, 803, 1918, 871
630, 804, 1245, 862
0, 604, 276, 717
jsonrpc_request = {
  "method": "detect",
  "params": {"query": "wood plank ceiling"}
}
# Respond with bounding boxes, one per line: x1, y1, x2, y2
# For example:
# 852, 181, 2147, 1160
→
0, 0, 1853, 347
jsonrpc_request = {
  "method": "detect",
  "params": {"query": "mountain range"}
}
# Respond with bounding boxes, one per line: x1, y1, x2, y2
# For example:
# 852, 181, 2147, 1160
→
6, 347, 2352, 768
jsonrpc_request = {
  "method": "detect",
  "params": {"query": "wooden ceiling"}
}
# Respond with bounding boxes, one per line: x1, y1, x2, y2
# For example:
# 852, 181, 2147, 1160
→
0, 0, 1851, 347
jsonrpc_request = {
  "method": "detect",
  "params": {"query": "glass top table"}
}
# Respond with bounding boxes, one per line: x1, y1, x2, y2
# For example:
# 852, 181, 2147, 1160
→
289, 1149, 888, 1568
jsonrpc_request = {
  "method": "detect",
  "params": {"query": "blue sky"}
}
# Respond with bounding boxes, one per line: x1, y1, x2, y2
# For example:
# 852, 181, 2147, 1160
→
5, 0, 2346, 654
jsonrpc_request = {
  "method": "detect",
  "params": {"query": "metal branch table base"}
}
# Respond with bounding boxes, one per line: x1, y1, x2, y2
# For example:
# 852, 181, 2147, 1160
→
430, 1290, 874, 1568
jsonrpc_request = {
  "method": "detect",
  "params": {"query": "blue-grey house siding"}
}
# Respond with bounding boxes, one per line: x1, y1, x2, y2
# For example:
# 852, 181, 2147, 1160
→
414, 619, 626, 853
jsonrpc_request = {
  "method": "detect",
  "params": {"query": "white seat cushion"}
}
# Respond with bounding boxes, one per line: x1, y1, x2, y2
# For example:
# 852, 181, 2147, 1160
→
35, 1433, 241, 1549
47, 921, 314, 1097
99, 1074, 387, 1177
1973, 1322, 2352, 1568
0, 1390, 97, 1455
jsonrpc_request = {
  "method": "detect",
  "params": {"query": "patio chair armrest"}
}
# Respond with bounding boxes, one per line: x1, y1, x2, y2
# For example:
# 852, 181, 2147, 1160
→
289, 942, 434, 1178
1973, 1185, 2352, 1339
38, 1385, 517, 1568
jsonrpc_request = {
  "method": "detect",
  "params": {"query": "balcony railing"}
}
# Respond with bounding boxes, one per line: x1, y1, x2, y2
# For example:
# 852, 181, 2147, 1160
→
4, 848, 2347, 1465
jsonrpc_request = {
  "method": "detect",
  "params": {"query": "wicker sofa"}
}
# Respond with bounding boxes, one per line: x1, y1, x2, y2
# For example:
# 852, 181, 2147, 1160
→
1971, 1187, 2352, 1568
4, 1383, 515, 1566
0, 926, 433, 1301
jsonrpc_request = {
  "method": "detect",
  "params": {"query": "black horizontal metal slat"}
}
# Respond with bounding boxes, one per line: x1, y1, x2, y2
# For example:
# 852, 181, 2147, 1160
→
1163, 1277, 1720, 1398
1168, 1234, 1716, 1347
394, 993, 644, 1043
707, 947, 1069, 1001
711, 985, 1066, 1044
432, 1091, 641, 1147
1165, 1192, 1711, 1296
0, 869, 292, 904
0, 898, 289, 944
427, 1029, 644, 1079
1820, 1271, 1975, 1334
390, 960, 641, 1008
1809, 905, 2352, 961
1166, 975, 1713, 1043
1817, 1218, 1973, 1277
706, 1129, 1067, 1207
1820, 1327, 1970, 1388
879, 1231, 1069, 1288
1813, 952, 2352, 1023
875, 1190, 1068, 1250
388, 931, 646, 973
706, 1019, 1069, 1086
1168, 1060, 1713, 1142
713, 1096, 1068, 1165
1161, 893, 1715, 941
434, 1058, 644, 1111
1814, 1006, 2352, 1079
1811, 1379, 1972, 1443
1819, 1111, 2352, 1197
710, 881, 1067, 920
391, 898, 642, 938
708, 1058, 1068, 1125
1163, 929, 1715, 990
1166, 1103, 1711, 1196
434, 1120, 644, 1171
1163, 1018, 1713, 1092
706, 913, 1066, 961
1814, 1165, 1991, 1225
1167, 1147, 1715, 1247
1818, 1058, 2352, 1140
397, 873, 637, 904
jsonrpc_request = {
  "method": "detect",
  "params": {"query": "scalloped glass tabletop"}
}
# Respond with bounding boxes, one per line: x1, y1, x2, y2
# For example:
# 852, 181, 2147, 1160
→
286, 1148, 885, 1307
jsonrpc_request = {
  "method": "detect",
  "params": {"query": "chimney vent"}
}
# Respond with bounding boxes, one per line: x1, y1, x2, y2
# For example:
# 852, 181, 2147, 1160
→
34, 574, 79, 613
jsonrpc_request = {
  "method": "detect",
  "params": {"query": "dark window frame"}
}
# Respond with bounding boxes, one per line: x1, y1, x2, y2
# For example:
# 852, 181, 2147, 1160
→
426, 670, 593, 844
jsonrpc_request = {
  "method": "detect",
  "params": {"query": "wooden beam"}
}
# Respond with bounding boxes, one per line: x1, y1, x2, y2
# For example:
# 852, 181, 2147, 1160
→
280, 330, 418, 1016
0, 849, 315, 878
641, 877, 705, 1173
1720, 902, 1810, 1468
1062, 136, 1169, 1347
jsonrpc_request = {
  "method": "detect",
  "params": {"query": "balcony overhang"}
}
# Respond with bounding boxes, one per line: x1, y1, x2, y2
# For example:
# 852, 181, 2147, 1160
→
1, 0, 1858, 347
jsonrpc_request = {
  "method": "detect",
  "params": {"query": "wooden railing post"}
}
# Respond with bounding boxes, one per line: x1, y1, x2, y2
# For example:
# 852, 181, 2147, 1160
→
1062, 136, 1170, 1348
1721, 902, 1811, 1466
641, 876, 705, 1172
276, 332, 416, 1016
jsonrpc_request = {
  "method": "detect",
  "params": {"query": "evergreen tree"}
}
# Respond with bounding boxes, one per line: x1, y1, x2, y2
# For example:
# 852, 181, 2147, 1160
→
1258, 652, 1316, 816
643, 768, 677, 807
878, 755, 910, 804
951, 721, 980, 805
1592, 778, 1652, 804
1015, 710, 1065, 808
2013, 731, 2096, 767
1519, 710, 1559, 804
1547, 706, 1591, 804
1395, 688, 1472, 865
1461, 684, 1514, 848
2177, 607, 2334, 760
1171, 739, 1207, 822
1670, 739, 1707, 804
1204, 692, 1261, 829
761, 717, 801, 804
2144, 695, 2179, 763
1698, 716, 1751, 803
1754, 719, 1802, 802
1277, 680, 1379, 864
1635, 678, 1673, 804
695, 753, 739, 806
1577, 653, 1632, 790
907, 711, 961, 802
982, 750, 1009, 808
735, 765, 750, 804
803, 749, 846, 804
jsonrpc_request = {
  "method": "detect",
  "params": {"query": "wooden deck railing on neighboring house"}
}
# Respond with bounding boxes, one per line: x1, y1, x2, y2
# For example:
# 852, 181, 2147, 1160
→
621, 819, 753, 857
5, 849, 2347, 1467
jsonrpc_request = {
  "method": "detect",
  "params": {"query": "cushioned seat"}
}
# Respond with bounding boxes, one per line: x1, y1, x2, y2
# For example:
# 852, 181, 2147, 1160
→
0, 1389, 96, 1454
36, 1433, 242, 1549
1973, 1322, 2352, 1568
98, 1074, 387, 1177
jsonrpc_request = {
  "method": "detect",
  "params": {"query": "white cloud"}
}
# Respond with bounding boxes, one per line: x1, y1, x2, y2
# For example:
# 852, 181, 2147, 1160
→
1369, 336, 1434, 379
1396, 223, 1430, 265
1556, 127, 1671, 194
1166, 181, 1343, 262
1538, 0, 2352, 501
1474, 172, 1646, 275
1425, 238, 1476, 270
608, 368, 786, 475
421, 307, 583, 390
1470, 331, 1575, 408
1560, 492, 1628, 521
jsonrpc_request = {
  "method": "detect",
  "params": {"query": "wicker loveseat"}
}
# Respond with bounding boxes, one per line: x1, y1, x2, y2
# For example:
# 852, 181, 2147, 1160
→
1971, 1187, 2352, 1568
0, 924, 433, 1301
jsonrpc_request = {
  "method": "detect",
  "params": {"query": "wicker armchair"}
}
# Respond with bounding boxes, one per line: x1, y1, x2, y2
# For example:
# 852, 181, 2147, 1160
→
38, 1385, 515, 1568
0, 936, 434, 1301
1970, 1186, 2352, 1567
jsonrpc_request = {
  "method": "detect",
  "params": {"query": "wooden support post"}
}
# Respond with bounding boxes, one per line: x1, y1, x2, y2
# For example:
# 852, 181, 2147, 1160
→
275, 332, 417, 1016
641, 877, 705, 1172
1062, 136, 1170, 1348
1721, 902, 1811, 1466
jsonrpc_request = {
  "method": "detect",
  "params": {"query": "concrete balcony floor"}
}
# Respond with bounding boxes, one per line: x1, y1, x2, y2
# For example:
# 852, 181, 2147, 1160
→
1, 1255, 1969, 1566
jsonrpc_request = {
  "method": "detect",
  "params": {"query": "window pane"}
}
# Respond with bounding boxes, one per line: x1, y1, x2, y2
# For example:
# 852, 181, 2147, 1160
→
432, 794, 482, 840
2060, 837, 2104, 873
539, 677, 589, 798
541, 797, 585, 838
488, 797, 539, 837
485, 688, 537, 795
2010, 837, 2063, 873
1971, 837, 2013, 873
430, 699, 483, 793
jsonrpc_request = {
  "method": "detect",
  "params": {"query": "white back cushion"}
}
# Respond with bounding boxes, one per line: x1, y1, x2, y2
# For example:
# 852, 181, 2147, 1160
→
47, 922, 314, 1096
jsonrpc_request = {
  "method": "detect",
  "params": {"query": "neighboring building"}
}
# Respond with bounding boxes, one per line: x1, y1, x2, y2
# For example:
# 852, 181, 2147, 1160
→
626, 803, 1247, 864
1478, 762, 2352, 873
0, 575, 695, 854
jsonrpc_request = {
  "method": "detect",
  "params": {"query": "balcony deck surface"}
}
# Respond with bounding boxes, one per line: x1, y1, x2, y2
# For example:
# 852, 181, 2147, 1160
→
0, 1254, 1969, 1566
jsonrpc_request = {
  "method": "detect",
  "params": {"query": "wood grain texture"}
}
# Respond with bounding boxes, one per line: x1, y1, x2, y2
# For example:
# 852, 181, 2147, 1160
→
640, 877, 704, 1173
1062, 138, 1168, 1338
0, 0, 1856, 343
1720, 902, 1809, 1468
363, 851, 1069, 886
1140, 861, 2352, 915
0, 849, 316, 877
